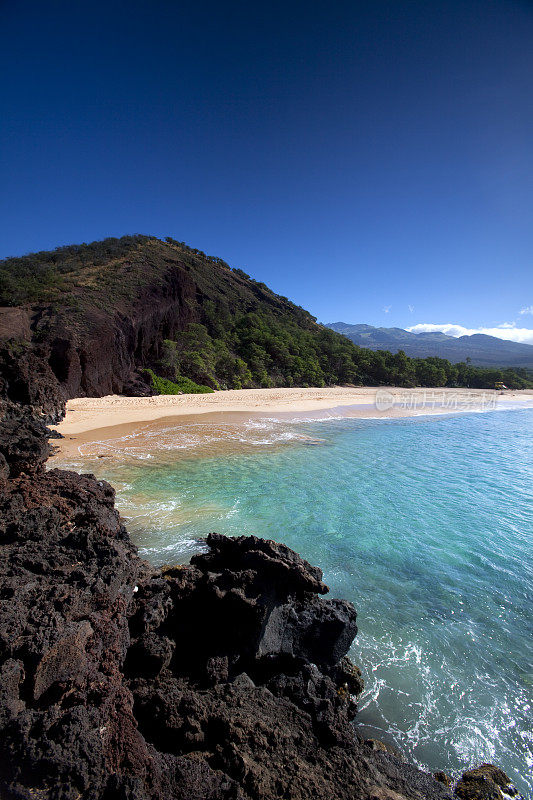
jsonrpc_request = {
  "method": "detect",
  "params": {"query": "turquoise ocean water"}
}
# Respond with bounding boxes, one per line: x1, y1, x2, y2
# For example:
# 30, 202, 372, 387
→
57, 406, 533, 795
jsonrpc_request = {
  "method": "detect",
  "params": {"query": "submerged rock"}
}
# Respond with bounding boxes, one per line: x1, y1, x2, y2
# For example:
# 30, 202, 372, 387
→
454, 764, 523, 800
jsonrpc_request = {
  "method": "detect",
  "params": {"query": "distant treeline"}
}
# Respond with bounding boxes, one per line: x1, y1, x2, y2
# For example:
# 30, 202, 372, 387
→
1, 234, 531, 390
153, 313, 532, 391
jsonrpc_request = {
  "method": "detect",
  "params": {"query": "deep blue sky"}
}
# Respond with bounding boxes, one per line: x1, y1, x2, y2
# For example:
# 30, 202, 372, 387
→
1, 0, 532, 339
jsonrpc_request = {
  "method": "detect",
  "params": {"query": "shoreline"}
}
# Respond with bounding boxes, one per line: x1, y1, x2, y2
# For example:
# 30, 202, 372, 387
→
43, 387, 533, 796
51, 386, 533, 439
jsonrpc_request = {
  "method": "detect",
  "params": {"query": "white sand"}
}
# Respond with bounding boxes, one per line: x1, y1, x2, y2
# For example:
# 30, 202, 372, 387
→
51, 386, 533, 436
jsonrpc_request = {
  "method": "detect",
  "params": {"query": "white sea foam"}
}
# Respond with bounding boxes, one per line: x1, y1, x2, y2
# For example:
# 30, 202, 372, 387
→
351, 627, 532, 792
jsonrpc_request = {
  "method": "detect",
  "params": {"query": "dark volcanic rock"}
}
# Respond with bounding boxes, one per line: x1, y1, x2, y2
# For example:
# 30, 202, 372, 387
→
122, 371, 154, 397
435, 771, 453, 788
0, 467, 147, 798
0, 401, 52, 478
454, 764, 523, 799
0, 342, 66, 422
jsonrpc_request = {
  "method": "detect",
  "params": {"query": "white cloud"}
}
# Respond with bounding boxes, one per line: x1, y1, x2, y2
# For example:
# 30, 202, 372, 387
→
383, 305, 391, 313
406, 322, 533, 345
520, 305, 533, 315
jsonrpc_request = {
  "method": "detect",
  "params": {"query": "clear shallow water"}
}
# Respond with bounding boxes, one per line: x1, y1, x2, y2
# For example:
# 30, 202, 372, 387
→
57, 409, 533, 795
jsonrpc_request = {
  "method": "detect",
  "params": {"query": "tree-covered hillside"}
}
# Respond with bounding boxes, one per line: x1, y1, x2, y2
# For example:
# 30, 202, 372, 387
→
0, 235, 531, 393
149, 309, 533, 391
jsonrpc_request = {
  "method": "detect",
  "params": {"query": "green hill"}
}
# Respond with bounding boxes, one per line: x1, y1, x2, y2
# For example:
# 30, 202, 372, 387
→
0, 235, 530, 417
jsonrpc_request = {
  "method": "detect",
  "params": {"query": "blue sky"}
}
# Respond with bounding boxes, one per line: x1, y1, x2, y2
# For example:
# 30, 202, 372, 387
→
1, 0, 532, 341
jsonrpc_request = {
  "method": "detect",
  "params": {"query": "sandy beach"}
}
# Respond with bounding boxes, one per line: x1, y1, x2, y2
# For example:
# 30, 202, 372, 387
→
51, 386, 533, 446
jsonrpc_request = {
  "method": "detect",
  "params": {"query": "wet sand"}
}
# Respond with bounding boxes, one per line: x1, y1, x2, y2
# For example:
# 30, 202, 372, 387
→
50, 387, 533, 463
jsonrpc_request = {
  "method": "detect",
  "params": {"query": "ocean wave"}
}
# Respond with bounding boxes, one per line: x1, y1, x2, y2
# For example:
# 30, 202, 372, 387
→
352, 630, 532, 793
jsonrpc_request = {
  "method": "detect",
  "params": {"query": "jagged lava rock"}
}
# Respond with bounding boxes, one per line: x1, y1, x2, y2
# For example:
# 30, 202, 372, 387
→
0, 402, 52, 478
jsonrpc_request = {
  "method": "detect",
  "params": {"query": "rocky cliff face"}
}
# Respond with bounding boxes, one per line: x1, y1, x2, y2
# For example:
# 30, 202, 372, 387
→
0, 247, 203, 420
0, 404, 473, 800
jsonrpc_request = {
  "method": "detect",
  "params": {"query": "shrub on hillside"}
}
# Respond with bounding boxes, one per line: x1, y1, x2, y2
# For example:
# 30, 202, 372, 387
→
143, 369, 214, 395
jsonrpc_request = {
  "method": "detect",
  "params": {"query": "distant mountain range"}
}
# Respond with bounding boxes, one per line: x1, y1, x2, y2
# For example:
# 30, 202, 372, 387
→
326, 322, 533, 368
